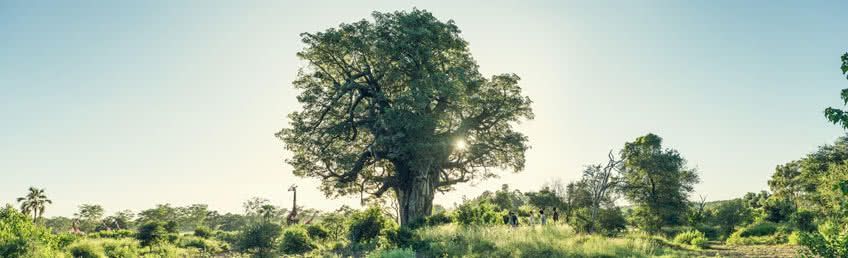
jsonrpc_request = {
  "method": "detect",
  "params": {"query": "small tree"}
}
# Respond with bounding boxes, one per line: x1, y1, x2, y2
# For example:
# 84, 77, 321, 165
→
581, 150, 621, 233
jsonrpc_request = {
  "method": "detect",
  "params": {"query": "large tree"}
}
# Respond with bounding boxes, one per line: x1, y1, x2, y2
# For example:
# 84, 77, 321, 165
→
277, 9, 533, 225
619, 133, 698, 232
16, 187, 51, 222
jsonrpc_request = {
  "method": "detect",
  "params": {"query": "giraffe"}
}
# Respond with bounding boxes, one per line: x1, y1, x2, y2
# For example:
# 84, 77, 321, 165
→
286, 184, 299, 225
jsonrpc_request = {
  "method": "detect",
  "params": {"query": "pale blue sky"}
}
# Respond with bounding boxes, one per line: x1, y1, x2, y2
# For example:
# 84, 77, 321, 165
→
1, 1, 846, 217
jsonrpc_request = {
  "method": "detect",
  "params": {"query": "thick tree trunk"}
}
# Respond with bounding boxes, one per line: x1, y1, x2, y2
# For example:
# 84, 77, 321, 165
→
395, 170, 438, 226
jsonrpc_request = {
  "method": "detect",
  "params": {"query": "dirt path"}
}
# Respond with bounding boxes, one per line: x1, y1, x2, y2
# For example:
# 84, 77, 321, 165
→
697, 243, 802, 258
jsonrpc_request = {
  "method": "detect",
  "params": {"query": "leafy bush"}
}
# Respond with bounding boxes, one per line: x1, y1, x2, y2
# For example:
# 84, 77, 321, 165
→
455, 201, 503, 226
238, 222, 281, 255
280, 227, 315, 255
0, 205, 63, 257
790, 209, 816, 232
101, 238, 140, 258
798, 221, 848, 258
368, 247, 416, 258
726, 230, 786, 245
736, 221, 778, 237
136, 221, 168, 247
673, 230, 708, 248
193, 226, 212, 238
348, 206, 396, 244
89, 229, 135, 239
305, 224, 329, 240
424, 211, 454, 227
177, 235, 224, 254
68, 241, 105, 258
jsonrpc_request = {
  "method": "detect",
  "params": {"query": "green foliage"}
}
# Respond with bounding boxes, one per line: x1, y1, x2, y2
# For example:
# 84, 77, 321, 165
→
347, 207, 396, 244
707, 199, 753, 237
176, 235, 224, 254
726, 231, 786, 246
799, 221, 848, 258
136, 221, 168, 247
423, 211, 454, 227
88, 229, 134, 239
305, 224, 329, 240
69, 241, 105, 258
0, 205, 63, 257
279, 226, 315, 255
736, 221, 778, 237
367, 248, 416, 258
414, 224, 683, 257
673, 230, 708, 249
619, 133, 699, 232
193, 226, 212, 238
278, 8, 534, 226
238, 222, 281, 255
455, 201, 503, 226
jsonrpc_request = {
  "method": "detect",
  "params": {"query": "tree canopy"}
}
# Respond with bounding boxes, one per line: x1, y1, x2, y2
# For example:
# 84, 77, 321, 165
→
278, 9, 533, 225
619, 133, 699, 232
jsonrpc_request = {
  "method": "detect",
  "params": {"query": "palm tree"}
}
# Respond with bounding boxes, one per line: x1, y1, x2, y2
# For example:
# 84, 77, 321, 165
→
258, 204, 277, 222
16, 187, 52, 221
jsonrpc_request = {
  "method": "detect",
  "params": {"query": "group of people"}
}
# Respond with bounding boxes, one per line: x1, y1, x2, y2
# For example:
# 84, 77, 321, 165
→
503, 207, 560, 227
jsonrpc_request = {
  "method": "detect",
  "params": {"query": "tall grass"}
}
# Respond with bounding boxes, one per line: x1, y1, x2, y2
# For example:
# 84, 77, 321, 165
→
407, 224, 690, 257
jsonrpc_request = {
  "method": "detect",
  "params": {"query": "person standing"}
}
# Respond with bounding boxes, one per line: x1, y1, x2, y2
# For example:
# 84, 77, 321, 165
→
528, 210, 535, 225
552, 207, 560, 224
540, 208, 547, 225
510, 211, 518, 228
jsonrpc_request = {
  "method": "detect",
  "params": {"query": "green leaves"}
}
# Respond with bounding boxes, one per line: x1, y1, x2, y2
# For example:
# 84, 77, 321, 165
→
278, 9, 533, 203
841, 52, 848, 77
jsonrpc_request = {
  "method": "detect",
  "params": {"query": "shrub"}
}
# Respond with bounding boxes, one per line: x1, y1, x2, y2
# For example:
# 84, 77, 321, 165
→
798, 221, 848, 258
368, 248, 416, 258
68, 241, 105, 258
790, 209, 816, 232
136, 222, 168, 247
673, 230, 707, 248
348, 206, 396, 244
90, 229, 135, 239
455, 201, 503, 226
0, 205, 63, 257
305, 224, 329, 240
726, 230, 787, 245
238, 222, 281, 255
164, 221, 179, 233
424, 211, 453, 227
103, 239, 140, 258
280, 227, 315, 255
193, 226, 212, 238
737, 221, 778, 237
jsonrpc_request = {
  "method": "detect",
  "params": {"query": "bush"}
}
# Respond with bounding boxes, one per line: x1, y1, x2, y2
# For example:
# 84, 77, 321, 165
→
177, 235, 224, 254
136, 222, 167, 247
89, 229, 135, 239
0, 205, 63, 257
798, 221, 848, 258
102, 239, 140, 258
280, 227, 315, 255
455, 201, 503, 226
424, 211, 454, 227
673, 230, 708, 248
368, 248, 416, 258
68, 241, 105, 258
736, 221, 778, 237
193, 226, 212, 238
348, 206, 396, 244
790, 209, 816, 232
305, 224, 329, 240
238, 222, 282, 255
726, 230, 787, 245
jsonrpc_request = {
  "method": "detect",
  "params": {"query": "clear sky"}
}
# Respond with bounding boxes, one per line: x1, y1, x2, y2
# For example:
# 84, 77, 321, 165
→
2, 1, 847, 217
